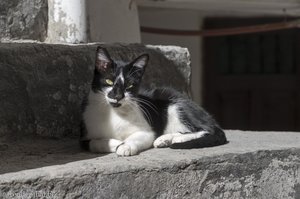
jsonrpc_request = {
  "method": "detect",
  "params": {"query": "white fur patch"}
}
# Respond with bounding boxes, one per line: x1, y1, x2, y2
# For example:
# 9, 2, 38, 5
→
116, 70, 125, 84
107, 97, 117, 104
118, 130, 155, 156
154, 131, 208, 147
83, 90, 155, 155
153, 133, 180, 148
103, 87, 116, 104
171, 131, 207, 144
164, 104, 190, 135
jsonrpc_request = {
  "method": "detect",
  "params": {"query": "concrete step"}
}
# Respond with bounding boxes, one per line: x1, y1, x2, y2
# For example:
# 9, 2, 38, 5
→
0, 130, 299, 198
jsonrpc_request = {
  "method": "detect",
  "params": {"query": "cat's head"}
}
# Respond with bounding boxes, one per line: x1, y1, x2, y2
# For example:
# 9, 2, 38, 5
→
92, 47, 149, 108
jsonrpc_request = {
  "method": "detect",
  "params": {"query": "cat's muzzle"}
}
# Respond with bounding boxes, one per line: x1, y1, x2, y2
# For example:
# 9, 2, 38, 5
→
107, 97, 123, 108
110, 102, 122, 108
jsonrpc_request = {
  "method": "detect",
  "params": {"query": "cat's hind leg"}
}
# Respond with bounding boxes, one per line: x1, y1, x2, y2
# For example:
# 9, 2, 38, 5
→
153, 133, 182, 148
170, 131, 224, 149
153, 131, 209, 148
171, 131, 208, 144
89, 139, 123, 153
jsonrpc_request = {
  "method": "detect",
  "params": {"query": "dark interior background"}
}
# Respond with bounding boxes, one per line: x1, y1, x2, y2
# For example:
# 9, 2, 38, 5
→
203, 18, 300, 131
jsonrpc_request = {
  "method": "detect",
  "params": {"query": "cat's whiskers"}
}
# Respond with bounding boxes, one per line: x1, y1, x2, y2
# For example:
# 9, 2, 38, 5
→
126, 95, 152, 123
125, 97, 153, 125
140, 105, 153, 125
129, 97, 157, 125
132, 97, 158, 115
139, 106, 153, 125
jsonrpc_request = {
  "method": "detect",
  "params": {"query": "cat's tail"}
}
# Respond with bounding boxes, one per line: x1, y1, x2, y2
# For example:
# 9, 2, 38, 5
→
170, 127, 228, 149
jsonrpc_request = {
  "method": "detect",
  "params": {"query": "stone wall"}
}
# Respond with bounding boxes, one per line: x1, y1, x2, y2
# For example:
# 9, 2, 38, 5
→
0, 42, 191, 138
0, 0, 48, 41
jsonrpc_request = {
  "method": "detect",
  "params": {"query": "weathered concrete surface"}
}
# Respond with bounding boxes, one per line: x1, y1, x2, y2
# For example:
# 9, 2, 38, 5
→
0, 130, 299, 198
0, 0, 48, 41
0, 42, 190, 138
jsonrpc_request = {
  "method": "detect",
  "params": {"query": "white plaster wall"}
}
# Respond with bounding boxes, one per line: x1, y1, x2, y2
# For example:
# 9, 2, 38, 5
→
87, 0, 141, 43
47, 0, 141, 44
47, 0, 87, 43
139, 8, 204, 105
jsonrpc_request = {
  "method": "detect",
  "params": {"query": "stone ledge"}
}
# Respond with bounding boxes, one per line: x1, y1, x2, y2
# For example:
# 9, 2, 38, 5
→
0, 42, 190, 138
0, 130, 299, 199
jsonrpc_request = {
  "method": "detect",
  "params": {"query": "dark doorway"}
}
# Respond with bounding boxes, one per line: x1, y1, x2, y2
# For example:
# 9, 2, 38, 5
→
203, 18, 300, 131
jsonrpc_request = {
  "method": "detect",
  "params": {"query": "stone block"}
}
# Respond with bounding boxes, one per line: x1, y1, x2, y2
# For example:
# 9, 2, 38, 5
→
0, 42, 191, 138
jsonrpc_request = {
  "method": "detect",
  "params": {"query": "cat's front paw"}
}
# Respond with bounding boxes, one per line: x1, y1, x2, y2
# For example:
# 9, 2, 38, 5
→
116, 144, 138, 156
153, 135, 172, 148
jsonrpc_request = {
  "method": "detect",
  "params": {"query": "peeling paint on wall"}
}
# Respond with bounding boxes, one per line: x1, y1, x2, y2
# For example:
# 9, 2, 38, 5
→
47, 0, 87, 43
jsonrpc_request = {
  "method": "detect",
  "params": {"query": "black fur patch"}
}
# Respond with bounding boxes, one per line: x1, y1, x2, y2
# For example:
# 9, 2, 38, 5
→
137, 95, 170, 137
139, 87, 227, 147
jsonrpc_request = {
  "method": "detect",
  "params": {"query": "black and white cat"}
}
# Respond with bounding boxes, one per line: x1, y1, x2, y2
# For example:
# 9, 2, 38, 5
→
80, 47, 227, 156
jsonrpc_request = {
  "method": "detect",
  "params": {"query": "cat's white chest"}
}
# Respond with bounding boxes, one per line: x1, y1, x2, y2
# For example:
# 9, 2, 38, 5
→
108, 109, 139, 139
84, 92, 150, 140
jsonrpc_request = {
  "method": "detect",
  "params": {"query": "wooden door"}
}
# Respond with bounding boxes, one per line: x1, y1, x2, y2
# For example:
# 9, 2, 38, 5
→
203, 18, 300, 131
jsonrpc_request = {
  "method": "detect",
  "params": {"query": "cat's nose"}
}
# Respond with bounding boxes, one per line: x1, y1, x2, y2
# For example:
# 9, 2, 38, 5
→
114, 93, 124, 101
108, 89, 124, 102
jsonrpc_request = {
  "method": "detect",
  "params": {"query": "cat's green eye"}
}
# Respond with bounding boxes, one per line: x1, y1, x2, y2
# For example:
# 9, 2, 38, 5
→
105, 79, 114, 85
126, 84, 133, 89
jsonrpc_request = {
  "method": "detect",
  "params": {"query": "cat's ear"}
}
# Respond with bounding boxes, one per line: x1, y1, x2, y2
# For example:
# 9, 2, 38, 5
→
132, 54, 149, 69
95, 47, 112, 72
